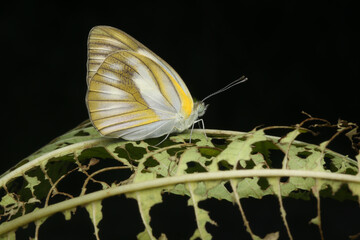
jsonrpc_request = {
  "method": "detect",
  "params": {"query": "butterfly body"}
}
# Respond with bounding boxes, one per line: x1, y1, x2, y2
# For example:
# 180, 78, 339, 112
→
86, 26, 204, 140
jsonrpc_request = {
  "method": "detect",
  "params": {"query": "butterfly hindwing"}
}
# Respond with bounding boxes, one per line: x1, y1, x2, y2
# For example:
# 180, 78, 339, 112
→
87, 49, 188, 138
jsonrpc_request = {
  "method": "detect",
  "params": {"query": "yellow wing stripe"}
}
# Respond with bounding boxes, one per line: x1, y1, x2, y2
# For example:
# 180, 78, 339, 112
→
166, 74, 193, 118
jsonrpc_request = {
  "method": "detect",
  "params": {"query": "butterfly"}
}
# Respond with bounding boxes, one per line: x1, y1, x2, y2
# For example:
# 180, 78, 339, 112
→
86, 26, 247, 141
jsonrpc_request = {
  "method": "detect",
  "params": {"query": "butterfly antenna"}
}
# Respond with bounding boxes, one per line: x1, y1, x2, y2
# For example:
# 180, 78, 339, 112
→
201, 76, 248, 102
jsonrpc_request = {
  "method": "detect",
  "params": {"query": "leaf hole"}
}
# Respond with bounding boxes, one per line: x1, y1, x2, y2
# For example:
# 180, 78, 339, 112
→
199, 198, 248, 239
144, 137, 178, 147
184, 138, 201, 144
114, 147, 139, 166
166, 147, 185, 157
323, 154, 338, 172
257, 177, 270, 190
344, 168, 357, 175
280, 177, 289, 183
124, 143, 147, 160
81, 156, 133, 184
185, 161, 207, 173
288, 189, 311, 200
204, 160, 213, 166
210, 138, 227, 146
143, 157, 160, 168
320, 184, 358, 201
267, 149, 284, 169
217, 160, 233, 171
199, 147, 221, 159
245, 159, 256, 169
296, 150, 312, 159
224, 181, 233, 193
151, 193, 196, 239
74, 130, 90, 136
236, 161, 244, 170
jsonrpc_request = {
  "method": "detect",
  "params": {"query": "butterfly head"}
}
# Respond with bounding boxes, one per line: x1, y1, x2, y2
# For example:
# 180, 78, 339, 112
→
195, 101, 208, 118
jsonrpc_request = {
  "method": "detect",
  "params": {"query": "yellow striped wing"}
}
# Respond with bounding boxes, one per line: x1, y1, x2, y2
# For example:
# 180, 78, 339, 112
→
86, 26, 196, 139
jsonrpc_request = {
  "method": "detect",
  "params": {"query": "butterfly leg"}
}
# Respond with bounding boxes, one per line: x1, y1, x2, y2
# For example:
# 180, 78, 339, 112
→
189, 121, 196, 143
189, 119, 208, 143
153, 131, 172, 147
197, 119, 208, 140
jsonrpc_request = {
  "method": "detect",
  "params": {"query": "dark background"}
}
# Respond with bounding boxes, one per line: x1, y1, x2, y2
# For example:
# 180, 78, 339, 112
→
1, 0, 359, 239
2, 0, 359, 170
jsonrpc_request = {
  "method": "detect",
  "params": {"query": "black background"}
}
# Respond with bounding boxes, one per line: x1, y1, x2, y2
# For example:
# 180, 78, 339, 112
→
1, 0, 359, 239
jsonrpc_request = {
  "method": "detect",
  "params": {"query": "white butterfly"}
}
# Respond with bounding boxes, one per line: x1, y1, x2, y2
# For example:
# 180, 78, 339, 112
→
86, 26, 246, 141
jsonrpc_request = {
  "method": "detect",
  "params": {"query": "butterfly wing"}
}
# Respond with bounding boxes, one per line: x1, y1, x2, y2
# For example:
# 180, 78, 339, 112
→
86, 26, 195, 140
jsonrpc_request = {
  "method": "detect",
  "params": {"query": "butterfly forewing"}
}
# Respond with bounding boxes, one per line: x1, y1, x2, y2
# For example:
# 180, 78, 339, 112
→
87, 26, 145, 85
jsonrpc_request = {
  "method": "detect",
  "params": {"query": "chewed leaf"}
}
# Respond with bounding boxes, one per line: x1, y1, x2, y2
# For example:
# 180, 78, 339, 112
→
268, 177, 293, 240
236, 177, 273, 199
188, 182, 216, 240
263, 231, 280, 240
127, 189, 163, 240
85, 201, 103, 240
62, 208, 76, 221
0, 194, 17, 207
0, 118, 359, 239
216, 130, 267, 168
309, 179, 324, 239
348, 182, 360, 204
207, 181, 233, 202
24, 175, 41, 196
